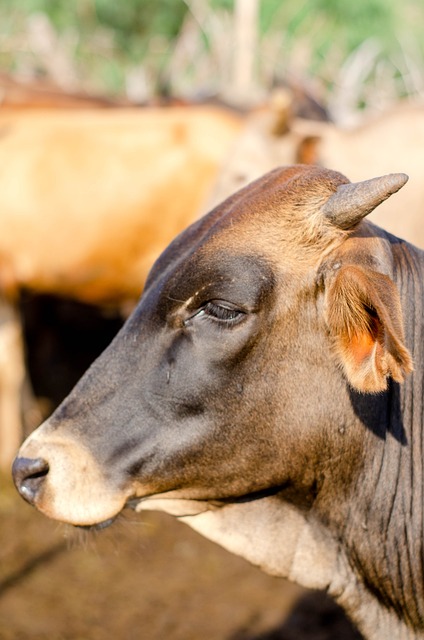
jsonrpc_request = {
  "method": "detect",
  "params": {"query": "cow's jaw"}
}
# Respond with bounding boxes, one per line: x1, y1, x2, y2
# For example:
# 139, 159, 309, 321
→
134, 495, 211, 517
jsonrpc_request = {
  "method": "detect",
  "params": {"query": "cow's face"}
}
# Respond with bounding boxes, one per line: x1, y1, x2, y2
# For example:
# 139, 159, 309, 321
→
13, 165, 411, 527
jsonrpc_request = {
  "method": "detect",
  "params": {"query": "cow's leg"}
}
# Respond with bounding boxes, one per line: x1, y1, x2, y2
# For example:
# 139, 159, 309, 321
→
0, 297, 31, 470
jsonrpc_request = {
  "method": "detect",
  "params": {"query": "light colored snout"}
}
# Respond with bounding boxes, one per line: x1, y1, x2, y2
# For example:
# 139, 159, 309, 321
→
14, 422, 130, 526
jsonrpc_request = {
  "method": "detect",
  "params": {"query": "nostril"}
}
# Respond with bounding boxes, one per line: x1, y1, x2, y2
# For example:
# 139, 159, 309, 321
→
12, 457, 50, 505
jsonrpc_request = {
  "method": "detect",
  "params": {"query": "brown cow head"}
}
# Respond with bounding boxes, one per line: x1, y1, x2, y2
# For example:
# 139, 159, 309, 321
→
12, 166, 411, 575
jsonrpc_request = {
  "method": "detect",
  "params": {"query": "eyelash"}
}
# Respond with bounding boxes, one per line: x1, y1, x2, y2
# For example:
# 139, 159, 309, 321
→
203, 301, 243, 323
186, 301, 245, 326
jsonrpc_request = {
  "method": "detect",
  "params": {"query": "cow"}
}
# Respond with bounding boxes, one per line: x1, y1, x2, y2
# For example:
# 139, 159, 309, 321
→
0, 105, 242, 305
11, 164, 422, 639
207, 103, 424, 249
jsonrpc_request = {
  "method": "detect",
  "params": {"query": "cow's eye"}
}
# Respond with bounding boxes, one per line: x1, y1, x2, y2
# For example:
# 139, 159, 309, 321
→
187, 300, 245, 326
203, 301, 244, 323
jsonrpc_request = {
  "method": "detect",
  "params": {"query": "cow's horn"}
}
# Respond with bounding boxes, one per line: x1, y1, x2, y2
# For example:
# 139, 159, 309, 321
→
322, 173, 409, 230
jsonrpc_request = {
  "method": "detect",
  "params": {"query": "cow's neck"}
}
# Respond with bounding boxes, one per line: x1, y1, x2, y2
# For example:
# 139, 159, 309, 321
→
175, 492, 420, 640
336, 239, 424, 638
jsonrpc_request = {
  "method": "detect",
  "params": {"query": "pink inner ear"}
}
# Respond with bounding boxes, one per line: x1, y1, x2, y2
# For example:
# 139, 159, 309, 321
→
349, 332, 376, 367
329, 269, 413, 392
349, 311, 384, 361
338, 329, 389, 393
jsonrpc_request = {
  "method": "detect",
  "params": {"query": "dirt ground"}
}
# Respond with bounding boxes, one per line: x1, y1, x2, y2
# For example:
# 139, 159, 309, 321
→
1, 295, 364, 640
0, 474, 364, 640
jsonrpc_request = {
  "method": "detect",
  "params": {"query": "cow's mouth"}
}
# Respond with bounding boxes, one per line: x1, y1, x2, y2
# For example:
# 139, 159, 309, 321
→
75, 516, 117, 531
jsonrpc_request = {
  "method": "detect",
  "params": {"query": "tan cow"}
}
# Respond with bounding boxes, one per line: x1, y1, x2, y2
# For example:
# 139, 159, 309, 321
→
0, 106, 242, 305
207, 103, 424, 248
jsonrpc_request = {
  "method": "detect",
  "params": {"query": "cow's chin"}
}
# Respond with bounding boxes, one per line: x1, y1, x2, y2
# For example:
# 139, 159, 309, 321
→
15, 428, 131, 527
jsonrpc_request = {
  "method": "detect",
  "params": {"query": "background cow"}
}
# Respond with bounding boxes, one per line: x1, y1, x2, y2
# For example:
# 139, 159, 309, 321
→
207, 101, 424, 249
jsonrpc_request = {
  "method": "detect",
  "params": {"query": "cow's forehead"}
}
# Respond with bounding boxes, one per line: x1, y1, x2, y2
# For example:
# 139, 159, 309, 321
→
162, 249, 275, 315
195, 165, 348, 268
144, 165, 349, 299
211, 164, 346, 224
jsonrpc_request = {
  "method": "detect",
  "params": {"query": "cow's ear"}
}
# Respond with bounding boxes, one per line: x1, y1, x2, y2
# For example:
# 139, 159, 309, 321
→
326, 265, 413, 392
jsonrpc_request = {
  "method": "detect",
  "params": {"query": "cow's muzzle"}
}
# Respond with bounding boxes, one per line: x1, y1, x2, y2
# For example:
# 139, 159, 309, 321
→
12, 425, 132, 526
12, 456, 49, 505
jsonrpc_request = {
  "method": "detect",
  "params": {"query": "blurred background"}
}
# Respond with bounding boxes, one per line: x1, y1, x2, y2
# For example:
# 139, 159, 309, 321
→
1, 0, 424, 118
0, 1, 423, 638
